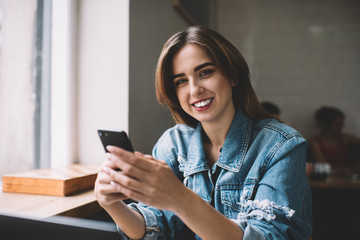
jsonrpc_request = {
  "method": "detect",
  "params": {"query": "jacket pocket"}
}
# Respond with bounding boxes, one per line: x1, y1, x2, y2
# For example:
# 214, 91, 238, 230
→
221, 183, 255, 219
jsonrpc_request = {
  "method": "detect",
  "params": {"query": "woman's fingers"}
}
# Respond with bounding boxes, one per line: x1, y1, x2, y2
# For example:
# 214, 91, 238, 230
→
134, 151, 157, 161
105, 166, 146, 193
96, 187, 128, 206
102, 146, 186, 210
106, 146, 155, 174
95, 172, 131, 206
102, 162, 162, 204
134, 152, 168, 166
108, 179, 146, 201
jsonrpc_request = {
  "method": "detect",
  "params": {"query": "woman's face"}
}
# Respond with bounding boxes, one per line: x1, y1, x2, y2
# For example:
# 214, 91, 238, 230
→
172, 44, 235, 126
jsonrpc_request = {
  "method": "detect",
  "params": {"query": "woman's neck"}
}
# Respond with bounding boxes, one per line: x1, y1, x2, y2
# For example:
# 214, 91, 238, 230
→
201, 109, 235, 150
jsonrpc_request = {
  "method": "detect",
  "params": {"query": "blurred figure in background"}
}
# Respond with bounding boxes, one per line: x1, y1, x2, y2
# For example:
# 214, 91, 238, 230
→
308, 106, 360, 175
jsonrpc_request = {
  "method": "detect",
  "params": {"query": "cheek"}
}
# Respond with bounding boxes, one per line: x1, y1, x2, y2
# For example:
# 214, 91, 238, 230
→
175, 89, 188, 107
218, 82, 233, 97
216, 75, 233, 90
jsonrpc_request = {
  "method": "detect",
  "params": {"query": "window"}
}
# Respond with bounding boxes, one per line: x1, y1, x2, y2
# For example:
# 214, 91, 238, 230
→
1, 0, 130, 178
34, 0, 51, 169
0, 0, 51, 177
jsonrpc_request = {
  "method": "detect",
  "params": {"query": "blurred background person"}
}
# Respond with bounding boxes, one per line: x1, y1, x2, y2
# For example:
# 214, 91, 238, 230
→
308, 106, 360, 175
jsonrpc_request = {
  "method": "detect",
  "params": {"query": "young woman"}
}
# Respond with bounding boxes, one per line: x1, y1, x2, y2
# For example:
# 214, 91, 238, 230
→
94, 26, 312, 240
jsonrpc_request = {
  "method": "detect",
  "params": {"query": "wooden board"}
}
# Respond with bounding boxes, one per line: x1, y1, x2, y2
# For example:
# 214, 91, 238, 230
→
2, 165, 98, 196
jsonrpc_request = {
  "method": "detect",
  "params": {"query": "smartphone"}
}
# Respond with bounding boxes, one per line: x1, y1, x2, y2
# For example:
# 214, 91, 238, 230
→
97, 130, 137, 203
98, 129, 134, 153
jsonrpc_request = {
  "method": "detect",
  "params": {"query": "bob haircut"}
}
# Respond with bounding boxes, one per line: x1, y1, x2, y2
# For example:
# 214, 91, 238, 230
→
155, 26, 272, 128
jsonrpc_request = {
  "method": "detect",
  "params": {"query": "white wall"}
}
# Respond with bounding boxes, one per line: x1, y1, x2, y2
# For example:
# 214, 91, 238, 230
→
76, 0, 129, 165
0, 0, 37, 176
51, 0, 78, 167
217, 0, 360, 138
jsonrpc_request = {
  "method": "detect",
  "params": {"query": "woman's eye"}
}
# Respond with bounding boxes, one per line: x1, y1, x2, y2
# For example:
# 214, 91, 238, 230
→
174, 79, 187, 86
199, 69, 214, 78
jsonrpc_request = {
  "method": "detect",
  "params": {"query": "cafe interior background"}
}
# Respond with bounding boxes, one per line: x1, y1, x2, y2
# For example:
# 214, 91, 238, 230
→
0, 0, 359, 239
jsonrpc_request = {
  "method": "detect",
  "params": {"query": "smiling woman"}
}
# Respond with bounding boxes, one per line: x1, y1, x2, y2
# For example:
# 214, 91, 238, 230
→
94, 26, 313, 240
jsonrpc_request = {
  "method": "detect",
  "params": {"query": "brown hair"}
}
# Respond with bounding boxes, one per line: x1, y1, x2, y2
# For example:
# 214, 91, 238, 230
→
155, 26, 272, 127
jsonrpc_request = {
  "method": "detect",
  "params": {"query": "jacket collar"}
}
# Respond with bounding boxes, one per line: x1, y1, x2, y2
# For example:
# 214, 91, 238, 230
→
184, 110, 252, 176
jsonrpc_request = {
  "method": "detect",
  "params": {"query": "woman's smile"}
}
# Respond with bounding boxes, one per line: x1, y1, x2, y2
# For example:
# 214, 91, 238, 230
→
192, 97, 214, 110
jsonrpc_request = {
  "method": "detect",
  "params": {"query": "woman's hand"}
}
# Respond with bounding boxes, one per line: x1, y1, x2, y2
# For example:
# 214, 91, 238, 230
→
94, 159, 130, 208
105, 146, 187, 211
100, 146, 244, 240
94, 156, 148, 239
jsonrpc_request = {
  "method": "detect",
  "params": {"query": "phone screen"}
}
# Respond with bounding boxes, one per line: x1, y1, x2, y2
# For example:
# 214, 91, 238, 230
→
98, 130, 134, 153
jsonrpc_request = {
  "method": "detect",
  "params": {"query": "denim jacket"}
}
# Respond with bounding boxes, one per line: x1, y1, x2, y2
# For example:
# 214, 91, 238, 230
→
119, 110, 312, 240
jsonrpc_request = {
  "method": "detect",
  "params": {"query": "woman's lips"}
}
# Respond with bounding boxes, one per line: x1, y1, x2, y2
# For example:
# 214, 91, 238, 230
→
191, 98, 214, 111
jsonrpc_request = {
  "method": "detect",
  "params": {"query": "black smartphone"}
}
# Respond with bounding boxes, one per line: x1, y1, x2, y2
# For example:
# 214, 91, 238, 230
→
97, 129, 134, 153
97, 130, 137, 203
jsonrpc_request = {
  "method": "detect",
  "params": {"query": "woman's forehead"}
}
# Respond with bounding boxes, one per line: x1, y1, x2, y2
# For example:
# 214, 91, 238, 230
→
172, 44, 212, 70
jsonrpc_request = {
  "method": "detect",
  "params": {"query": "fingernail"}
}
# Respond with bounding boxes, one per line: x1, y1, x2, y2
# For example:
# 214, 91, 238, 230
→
106, 145, 113, 152
106, 152, 112, 160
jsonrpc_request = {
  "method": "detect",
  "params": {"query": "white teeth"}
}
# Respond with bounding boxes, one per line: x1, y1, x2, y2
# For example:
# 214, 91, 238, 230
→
194, 98, 213, 108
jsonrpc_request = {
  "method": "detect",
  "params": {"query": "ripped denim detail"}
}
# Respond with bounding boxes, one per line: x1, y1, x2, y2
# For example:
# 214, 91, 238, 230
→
177, 154, 187, 173
236, 194, 295, 222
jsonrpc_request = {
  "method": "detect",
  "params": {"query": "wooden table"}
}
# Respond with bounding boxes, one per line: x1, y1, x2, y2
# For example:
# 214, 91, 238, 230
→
0, 188, 102, 219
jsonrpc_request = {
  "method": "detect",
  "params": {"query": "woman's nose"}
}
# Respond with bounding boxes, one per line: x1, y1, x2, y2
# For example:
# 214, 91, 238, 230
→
189, 78, 204, 96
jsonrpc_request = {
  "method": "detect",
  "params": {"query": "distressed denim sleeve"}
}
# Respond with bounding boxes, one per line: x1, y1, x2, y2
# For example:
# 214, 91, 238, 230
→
127, 202, 194, 240
114, 202, 191, 239
112, 204, 160, 239
127, 203, 161, 239
233, 136, 312, 240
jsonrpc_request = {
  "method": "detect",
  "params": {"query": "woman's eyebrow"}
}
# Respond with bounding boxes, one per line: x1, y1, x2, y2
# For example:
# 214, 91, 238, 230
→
172, 73, 185, 80
172, 62, 215, 80
194, 62, 215, 72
